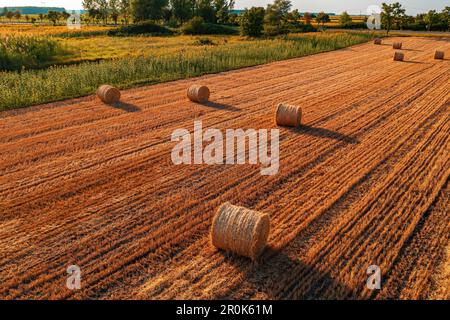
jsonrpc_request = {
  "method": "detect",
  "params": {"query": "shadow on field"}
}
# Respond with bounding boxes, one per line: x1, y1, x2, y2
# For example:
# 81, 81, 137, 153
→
216, 246, 353, 299
403, 60, 427, 64
401, 48, 423, 52
290, 125, 359, 144
204, 101, 241, 112
112, 102, 141, 112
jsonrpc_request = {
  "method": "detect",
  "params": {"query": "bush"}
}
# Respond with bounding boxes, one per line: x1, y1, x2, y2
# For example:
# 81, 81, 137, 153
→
326, 22, 368, 30
288, 22, 317, 33
240, 7, 265, 37
202, 23, 237, 35
427, 22, 448, 31
107, 21, 173, 36
182, 17, 238, 35
194, 37, 216, 45
264, 23, 290, 37
182, 16, 205, 34
0, 35, 66, 71
302, 24, 318, 32
403, 23, 427, 31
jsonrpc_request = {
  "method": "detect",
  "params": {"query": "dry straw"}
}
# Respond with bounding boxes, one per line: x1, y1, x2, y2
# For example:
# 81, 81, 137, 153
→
275, 103, 302, 127
393, 42, 402, 49
434, 51, 445, 60
373, 38, 382, 45
187, 84, 210, 103
211, 202, 270, 261
97, 85, 121, 104
393, 51, 404, 61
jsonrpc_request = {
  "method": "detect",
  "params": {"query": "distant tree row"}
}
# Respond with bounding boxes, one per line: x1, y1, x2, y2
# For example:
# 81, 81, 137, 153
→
381, 2, 450, 33
82, 0, 130, 25
81, 0, 235, 26
3, 0, 449, 35
0, 8, 73, 25
240, 1, 331, 37
1, 8, 22, 22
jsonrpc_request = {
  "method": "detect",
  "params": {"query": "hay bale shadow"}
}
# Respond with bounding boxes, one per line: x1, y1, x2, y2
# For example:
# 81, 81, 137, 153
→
111, 102, 141, 112
288, 125, 359, 144
403, 60, 428, 64
215, 246, 354, 299
204, 101, 241, 112
401, 48, 423, 52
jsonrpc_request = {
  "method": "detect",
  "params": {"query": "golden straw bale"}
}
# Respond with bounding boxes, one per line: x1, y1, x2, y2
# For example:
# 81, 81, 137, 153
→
275, 103, 302, 127
434, 51, 445, 60
97, 85, 121, 104
373, 38, 382, 45
393, 42, 402, 49
187, 85, 210, 103
393, 51, 404, 61
211, 202, 270, 261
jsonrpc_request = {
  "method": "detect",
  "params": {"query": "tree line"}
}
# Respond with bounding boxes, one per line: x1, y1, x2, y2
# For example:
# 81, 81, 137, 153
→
380, 2, 450, 33
1, 1, 449, 35
80, 0, 450, 34
82, 0, 236, 26
0, 8, 73, 26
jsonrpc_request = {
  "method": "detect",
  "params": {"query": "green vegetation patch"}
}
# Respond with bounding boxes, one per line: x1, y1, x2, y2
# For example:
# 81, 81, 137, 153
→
0, 32, 375, 111
0, 35, 68, 71
107, 21, 174, 36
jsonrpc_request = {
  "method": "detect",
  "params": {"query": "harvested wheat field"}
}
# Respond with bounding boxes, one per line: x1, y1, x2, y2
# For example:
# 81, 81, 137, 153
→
0, 37, 449, 300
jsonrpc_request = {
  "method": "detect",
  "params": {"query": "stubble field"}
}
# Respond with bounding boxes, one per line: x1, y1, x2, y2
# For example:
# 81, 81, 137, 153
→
0, 36, 449, 299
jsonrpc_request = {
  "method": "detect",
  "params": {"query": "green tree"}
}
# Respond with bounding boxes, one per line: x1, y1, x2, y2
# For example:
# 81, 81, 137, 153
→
96, 0, 109, 24
289, 9, 301, 21
61, 11, 71, 22
381, 2, 405, 33
316, 11, 330, 27
214, 0, 234, 24
286, 9, 303, 32
47, 11, 60, 26
424, 10, 439, 31
381, 2, 394, 34
131, 0, 169, 21
119, 0, 131, 24
339, 11, 352, 26
109, 0, 120, 24
392, 2, 406, 29
14, 10, 21, 22
441, 6, 450, 30
240, 6, 265, 36
6, 11, 13, 22
171, 0, 194, 23
228, 12, 238, 25
195, 0, 215, 23
83, 0, 97, 24
264, 0, 292, 35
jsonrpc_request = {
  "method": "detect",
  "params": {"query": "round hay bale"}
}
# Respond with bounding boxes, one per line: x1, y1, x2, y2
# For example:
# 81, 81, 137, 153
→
211, 202, 270, 261
97, 85, 121, 104
275, 103, 302, 127
393, 42, 402, 49
393, 51, 404, 61
434, 50, 445, 60
187, 85, 210, 103
373, 38, 382, 45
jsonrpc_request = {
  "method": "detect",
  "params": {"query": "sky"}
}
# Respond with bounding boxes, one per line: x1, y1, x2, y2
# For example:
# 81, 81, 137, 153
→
0, 0, 448, 15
